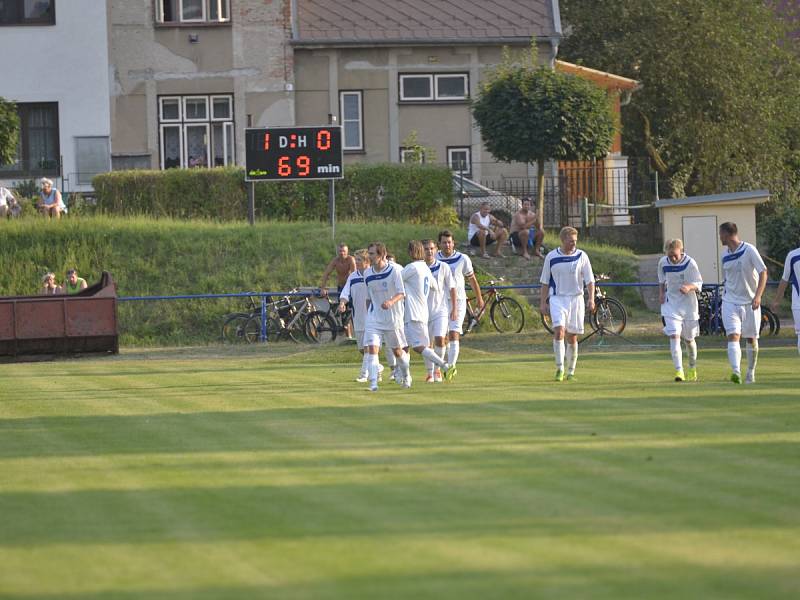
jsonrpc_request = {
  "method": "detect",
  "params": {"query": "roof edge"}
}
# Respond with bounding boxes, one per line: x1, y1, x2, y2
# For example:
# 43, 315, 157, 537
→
655, 189, 771, 209
291, 36, 550, 48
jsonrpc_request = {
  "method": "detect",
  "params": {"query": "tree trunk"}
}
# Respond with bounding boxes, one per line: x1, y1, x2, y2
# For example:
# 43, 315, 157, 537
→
537, 158, 545, 230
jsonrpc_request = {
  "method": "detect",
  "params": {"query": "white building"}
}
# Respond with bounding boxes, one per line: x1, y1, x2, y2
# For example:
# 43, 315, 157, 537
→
0, 0, 111, 193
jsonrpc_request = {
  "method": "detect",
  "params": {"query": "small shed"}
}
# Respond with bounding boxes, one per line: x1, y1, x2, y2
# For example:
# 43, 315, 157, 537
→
655, 190, 770, 284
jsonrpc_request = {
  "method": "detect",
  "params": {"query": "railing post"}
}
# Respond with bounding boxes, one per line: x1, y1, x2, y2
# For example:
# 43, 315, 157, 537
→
261, 295, 268, 342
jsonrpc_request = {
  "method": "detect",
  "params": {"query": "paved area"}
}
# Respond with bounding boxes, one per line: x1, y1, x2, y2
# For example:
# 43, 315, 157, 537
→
637, 253, 662, 311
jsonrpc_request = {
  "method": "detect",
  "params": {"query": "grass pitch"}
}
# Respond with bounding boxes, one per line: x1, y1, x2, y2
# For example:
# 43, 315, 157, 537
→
1, 343, 799, 599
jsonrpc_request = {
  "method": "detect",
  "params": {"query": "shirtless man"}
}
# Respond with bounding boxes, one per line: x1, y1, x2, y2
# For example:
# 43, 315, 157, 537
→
320, 243, 357, 337
509, 197, 545, 260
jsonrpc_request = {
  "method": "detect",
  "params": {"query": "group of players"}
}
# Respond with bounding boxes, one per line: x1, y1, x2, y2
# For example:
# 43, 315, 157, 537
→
321, 221, 800, 390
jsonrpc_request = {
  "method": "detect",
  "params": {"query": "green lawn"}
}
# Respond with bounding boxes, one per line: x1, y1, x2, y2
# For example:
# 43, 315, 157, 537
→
1, 343, 799, 599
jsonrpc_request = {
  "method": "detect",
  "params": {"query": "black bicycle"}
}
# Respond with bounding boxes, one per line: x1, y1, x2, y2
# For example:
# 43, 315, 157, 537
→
698, 286, 780, 336
462, 278, 526, 335
541, 273, 627, 335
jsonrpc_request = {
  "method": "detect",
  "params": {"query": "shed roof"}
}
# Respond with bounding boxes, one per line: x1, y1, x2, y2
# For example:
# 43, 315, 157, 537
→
655, 190, 770, 209
293, 0, 559, 46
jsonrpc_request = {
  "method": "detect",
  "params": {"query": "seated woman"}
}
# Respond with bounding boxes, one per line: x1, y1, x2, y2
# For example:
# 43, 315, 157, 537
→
40, 272, 61, 295
39, 178, 65, 219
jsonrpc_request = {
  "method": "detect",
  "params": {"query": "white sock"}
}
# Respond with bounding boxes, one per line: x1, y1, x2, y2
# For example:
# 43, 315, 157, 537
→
553, 339, 565, 369
421, 347, 446, 368
368, 353, 380, 386
423, 353, 434, 375
398, 351, 411, 379
359, 353, 369, 377
448, 340, 460, 366
727, 342, 741, 374
686, 339, 697, 368
435, 344, 446, 361
669, 337, 683, 370
746, 340, 758, 375
384, 346, 397, 369
566, 342, 578, 374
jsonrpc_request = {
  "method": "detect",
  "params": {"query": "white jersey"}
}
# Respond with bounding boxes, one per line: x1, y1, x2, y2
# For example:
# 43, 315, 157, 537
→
657, 253, 703, 320
722, 242, 766, 305
402, 261, 436, 323
364, 262, 405, 329
427, 259, 455, 319
780, 247, 800, 309
467, 212, 491, 241
540, 248, 594, 297
339, 269, 369, 331
437, 250, 475, 300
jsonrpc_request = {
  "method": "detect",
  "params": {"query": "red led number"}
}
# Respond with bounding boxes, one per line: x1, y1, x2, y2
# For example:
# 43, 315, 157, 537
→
278, 156, 292, 177
316, 129, 331, 151
263, 133, 270, 150
277, 155, 312, 177
297, 155, 310, 176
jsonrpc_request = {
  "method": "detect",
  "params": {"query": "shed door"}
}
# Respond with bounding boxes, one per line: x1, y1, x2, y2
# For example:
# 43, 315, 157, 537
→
682, 215, 719, 284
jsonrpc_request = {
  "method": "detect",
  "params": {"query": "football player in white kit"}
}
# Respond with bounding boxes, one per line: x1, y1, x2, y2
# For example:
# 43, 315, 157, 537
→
437, 230, 483, 376
423, 239, 457, 382
401, 240, 453, 387
658, 239, 703, 381
718, 222, 768, 384
540, 227, 595, 381
364, 242, 408, 392
339, 249, 383, 383
770, 245, 800, 356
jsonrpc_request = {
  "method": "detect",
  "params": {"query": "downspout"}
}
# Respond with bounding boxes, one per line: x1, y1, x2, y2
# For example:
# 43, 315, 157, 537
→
290, 0, 298, 39
548, 0, 562, 67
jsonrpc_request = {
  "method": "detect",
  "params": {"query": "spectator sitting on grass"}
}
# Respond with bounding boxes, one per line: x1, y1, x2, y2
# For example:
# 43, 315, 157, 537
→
0, 186, 19, 219
63, 268, 88, 294
40, 272, 61, 295
38, 178, 65, 219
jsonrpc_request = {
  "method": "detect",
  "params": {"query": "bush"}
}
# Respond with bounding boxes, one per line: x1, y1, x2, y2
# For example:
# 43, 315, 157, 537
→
761, 197, 800, 278
92, 164, 454, 223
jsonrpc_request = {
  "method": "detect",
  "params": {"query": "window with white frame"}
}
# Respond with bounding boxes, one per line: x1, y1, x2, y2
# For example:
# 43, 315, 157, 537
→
158, 94, 234, 169
399, 147, 425, 164
156, 0, 230, 24
339, 91, 363, 151
400, 73, 469, 102
447, 146, 471, 178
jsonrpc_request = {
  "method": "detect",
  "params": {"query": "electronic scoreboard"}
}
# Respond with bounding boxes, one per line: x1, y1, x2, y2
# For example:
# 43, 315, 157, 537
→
244, 126, 344, 181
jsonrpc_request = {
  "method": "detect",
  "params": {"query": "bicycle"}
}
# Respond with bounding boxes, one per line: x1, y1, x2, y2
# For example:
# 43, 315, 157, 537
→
462, 278, 525, 335
698, 286, 780, 336
221, 295, 261, 344
221, 292, 323, 344
540, 273, 627, 335
301, 293, 343, 344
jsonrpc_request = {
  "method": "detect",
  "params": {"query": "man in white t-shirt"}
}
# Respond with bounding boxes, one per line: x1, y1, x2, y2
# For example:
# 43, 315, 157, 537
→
401, 240, 453, 387
364, 241, 408, 392
0, 186, 18, 218
540, 226, 595, 381
467, 202, 509, 258
339, 249, 384, 383
423, 238, 457, 382
770, 245, 800, 356
658, 239, 703, 382
719, 222, 768, 384
437, 229, 483, 376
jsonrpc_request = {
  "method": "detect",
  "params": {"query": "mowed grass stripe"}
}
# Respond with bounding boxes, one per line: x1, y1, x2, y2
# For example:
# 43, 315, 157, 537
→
0, 347, 799, 599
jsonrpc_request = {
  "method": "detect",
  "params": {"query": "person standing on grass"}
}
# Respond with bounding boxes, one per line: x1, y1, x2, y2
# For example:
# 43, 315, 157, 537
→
339, 249, 383, 384
770, 245, 800, 356
509, 197, 544, 260
319, 243, 357, 338
467, 202, 509, 258
423, 238, 457, 383
540, 226, 595, 381
719, 222, 768, 384
437, 229, 483, 376
363, 242, 408, 391
401, 240, 453, 386
63, 269, 88, 294
658, 239, 703, 382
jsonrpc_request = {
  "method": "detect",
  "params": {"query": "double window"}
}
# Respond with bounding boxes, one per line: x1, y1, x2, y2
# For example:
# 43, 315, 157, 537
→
339, 91, 363, 151
158, 95, 234, 169
399, 74, 469, 102
0, 102, 60, 176
0, 0, 55, 25
156, 0, 229, 24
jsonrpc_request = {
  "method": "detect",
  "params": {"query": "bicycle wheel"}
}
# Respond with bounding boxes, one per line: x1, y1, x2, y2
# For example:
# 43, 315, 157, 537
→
221, 313, 251, 344
540, 297, 554, 334
590, 297, 627, 334
304, 311, 338, 343
490, 297, 525, 333
760, 306, 780, 336
243, 315, 264, 343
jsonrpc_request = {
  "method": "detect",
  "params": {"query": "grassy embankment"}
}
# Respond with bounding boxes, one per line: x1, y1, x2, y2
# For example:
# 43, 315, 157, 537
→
0, 217, 639, 345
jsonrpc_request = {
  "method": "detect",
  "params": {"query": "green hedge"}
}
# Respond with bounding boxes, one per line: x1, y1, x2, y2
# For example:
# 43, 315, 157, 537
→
92, 164, 457, 223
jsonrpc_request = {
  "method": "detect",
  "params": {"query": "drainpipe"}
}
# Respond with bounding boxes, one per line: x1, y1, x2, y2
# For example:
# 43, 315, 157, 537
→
290, 0, 298, 39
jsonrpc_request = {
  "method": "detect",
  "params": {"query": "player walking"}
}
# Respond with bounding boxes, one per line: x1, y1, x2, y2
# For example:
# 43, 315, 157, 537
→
423, 239, 457, 382
339, 249, 383, 383
401, 240, 453, 387
437, 230, 483, 376
540, 227, 595, 381
364, 242, 408, 391
719, 222, 768, 384
658, 239, 703, 381
770, 245, 800, 356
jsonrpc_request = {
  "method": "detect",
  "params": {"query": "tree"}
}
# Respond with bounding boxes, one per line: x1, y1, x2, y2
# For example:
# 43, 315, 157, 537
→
559, 0, 800, 197
0, 97, 19, 166
472, 64, 615, 224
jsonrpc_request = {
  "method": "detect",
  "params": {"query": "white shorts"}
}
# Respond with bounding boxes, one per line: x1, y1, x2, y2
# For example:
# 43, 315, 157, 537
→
354, 329, 365, 349
428, 313, 448, 340
662, 316, 699, 340
549, 294, 585, 334
364, 327, 407, 349
405, 321, 430, 348
722, 301, 760, 339
449, 298, 467, 334
793, 308, 800, 334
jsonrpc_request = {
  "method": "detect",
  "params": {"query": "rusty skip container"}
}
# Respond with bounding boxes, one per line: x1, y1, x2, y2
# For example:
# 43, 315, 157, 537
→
0, 271, 119, 358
